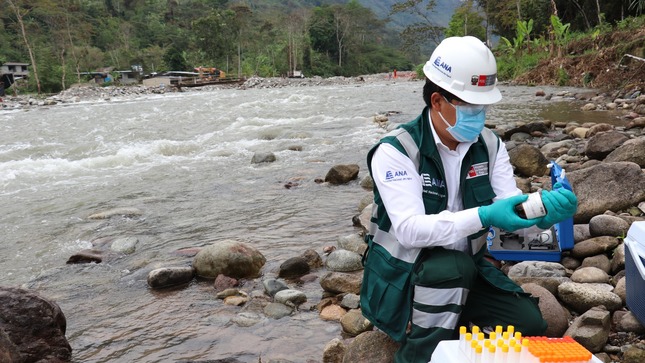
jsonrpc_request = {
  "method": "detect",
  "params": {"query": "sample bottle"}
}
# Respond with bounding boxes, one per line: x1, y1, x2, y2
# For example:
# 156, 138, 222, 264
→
514, 192, 547, 219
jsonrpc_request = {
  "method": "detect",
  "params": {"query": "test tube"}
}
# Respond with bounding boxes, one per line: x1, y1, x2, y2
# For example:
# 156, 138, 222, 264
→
509, 344, 521, 363
474, 345, 483, 363
502, 331, 510, 344
485, 345, 496, 363
496, 344, 509, 363
459, 326, 468, 351
519, 338, 531, 363
465, 332, 473, 356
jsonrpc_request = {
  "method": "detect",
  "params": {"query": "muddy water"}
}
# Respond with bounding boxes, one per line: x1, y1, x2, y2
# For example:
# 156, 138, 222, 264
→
0, 81, 609, 362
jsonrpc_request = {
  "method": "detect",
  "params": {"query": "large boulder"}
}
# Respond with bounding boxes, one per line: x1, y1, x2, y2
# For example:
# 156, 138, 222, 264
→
604, 136, 645, 167
325, 164, 360, 185
583, 131, 629, 160
567, 162, 645, 223
193, 240, 266, 279
521, 283, 569, 337
342, 330, 400, 363
0, 287, 72, 362
508, 144, 549, 177
563, 306, 611, 353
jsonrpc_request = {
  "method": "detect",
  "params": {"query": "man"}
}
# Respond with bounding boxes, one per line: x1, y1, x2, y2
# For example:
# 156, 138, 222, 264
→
360, 36, 577, 362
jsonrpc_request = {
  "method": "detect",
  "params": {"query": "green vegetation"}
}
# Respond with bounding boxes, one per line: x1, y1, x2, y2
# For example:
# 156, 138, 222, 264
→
1, 0, 643, 94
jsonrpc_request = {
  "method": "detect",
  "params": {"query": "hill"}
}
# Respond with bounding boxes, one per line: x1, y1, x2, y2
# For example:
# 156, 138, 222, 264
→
514, 23, 645, 93
357, 0, 461, 30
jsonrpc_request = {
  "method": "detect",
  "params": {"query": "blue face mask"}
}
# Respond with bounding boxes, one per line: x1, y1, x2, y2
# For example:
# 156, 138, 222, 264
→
438, 97, 488, 142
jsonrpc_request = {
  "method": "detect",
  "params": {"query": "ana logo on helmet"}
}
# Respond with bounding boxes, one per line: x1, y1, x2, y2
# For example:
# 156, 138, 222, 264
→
433, 57, 452, 73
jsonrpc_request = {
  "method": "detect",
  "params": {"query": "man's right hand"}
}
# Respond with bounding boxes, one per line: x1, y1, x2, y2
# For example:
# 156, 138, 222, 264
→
478, 195, 538, 231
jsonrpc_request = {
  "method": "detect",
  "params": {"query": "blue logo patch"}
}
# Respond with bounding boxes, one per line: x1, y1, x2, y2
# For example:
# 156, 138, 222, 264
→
385, 170, 410, 182
433, 56, 452, 73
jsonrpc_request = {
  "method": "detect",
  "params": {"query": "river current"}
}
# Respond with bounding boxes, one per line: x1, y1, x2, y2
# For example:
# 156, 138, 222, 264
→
0, 80, 607, 362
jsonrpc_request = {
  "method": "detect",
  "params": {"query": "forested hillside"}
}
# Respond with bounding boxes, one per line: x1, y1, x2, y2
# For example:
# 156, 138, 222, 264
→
1, 0, 643, 94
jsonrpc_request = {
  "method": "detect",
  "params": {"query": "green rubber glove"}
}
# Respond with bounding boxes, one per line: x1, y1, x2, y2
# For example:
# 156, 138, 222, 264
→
536, 185, 578, 229
478, 195, 539, 232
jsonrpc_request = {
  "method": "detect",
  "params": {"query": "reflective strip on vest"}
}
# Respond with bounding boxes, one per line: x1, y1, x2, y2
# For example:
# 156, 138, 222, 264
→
413, 286, 469, 306
469, 234, 488, 256
371, 224, 422, 264
411, 309, 461, 330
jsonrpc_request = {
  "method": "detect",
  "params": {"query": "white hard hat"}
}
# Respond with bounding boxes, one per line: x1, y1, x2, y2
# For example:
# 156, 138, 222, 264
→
423, 36, 502, 105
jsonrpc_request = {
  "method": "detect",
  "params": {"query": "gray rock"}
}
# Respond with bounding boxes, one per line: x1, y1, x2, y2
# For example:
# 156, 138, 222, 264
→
338, 233, 367, 256
585, 123, 614, 138
342, 330, 399, 363
340, 309, 373, 337
231, 312, 265, 327
611, 243, 626, 274
589, 214, 630, 238
614, 276, 626, 303
340, 293, 361, 310
301, 248, 324, 269
323, 338, 346, 363
325, 249, 363, 272
192, 240, 266, 279
567, 162, 645, 223
564, 306, 610, 353
274, 289, 307, 306
110, 236, 139, 254
147, 267, 195, 289
507, 261, 567, 278
251, 152, 276, 163
541, 140, 576, 159
262, 278, 289, 297
570, 267, 610, 284
557, 282, 623, 313
584, 130, 629, 160
359, 175, 373, 191
561, 256, 582, 270
320, 272, 362, 295
615, 311, 645, 334
263, 302, 293, 319
581, 254, 611, 273
573, 224, 592, 243
357, 193, 373, 212
605, 136, 645, 167
571, 236, 621, 259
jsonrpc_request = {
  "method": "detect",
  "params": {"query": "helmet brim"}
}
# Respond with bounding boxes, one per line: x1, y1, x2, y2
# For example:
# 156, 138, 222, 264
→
457, 87, 502, 105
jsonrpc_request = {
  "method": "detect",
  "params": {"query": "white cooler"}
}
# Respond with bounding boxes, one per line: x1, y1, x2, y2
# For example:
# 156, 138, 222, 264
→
625, 221, 645, 326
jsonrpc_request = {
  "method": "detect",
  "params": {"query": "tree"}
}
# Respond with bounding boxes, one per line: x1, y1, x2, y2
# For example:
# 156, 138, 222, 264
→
6, 0, 42, 94
390, 0, 445, 51
445, 1, 487, 41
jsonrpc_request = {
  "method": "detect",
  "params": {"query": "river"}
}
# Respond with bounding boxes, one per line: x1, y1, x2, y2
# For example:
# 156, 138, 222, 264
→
0, 80, 610, 362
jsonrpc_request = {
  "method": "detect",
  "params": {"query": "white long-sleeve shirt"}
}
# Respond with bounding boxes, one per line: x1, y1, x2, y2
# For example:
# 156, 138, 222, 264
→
370, 110, 521, 252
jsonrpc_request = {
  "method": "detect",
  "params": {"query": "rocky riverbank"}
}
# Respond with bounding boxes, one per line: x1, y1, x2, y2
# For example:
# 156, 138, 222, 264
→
0, 72, 416, 111
1, 80, 645, 363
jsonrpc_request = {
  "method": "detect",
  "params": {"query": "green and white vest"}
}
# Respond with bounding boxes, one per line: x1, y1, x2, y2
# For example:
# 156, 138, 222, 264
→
360, 107, 500, 341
